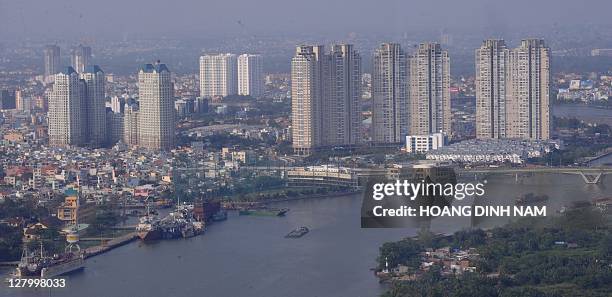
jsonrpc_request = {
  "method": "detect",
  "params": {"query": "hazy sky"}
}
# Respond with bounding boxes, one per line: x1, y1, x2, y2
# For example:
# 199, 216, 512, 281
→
1, 0, 611, 39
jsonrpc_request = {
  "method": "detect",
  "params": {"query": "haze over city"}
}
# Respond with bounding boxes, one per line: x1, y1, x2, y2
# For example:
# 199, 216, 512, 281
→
1, 0, 612, 39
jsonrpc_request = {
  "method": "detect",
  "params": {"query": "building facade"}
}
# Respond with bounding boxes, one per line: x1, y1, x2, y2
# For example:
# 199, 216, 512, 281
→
324, 44, 362, 147
290, 45, 362, 155
199, 53, 238, 98
49, 67, 85, 146
81, 65, 107, 147
137, 62, 175, 150
406, 133, 446, 153
291, 45, 324, 155
44, 45, 61, 83
237, 54, 264, 98
475, 39, 508, 139
71, 45, 91, 73
107, 112, 124, 145
506, 39, 551, 140
123, 105, 139, 146
371, 43, 408, 144
0, 89, 16, 110
409, 43, 451, 137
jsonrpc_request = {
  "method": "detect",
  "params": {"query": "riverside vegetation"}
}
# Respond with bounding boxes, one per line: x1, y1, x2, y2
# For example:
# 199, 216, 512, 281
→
379, 207, 612, 297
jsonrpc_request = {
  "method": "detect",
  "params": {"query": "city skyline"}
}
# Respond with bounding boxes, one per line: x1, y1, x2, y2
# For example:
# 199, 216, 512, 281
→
0, 3, 610, 297
38, 37, 553, 153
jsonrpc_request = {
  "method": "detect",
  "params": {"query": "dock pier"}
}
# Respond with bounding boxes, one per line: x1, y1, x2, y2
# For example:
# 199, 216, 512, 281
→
83, 232, 139, 258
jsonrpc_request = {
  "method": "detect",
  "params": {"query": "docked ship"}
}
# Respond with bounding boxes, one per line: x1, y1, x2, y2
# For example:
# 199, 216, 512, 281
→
136, 214, 163, 241
137, 203, 205, 242
285, 226, 309, 238
14, 231, 85, 278
239, 208, 289, 217
515, 193, 549, 205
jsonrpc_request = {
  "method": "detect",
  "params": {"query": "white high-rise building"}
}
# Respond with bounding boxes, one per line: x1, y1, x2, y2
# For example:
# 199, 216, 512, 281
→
81, 65, 107, 147
371, 43, 408, 144
71, 45, 91, 73
409, 43, 451, 137
44, 45, 60, 83
237, 54, 264, 98
476, 39, 509, 139
199, 53, 237, 98
506, 39, 551, 140
137, 62, 175, 150
291, 45, 324, 155
48, 67, 85, 146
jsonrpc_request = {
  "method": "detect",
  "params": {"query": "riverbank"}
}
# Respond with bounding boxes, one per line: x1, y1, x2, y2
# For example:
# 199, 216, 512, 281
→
83, 232, 139, 259
261, 190, 362, 204
553, 103, 612, 125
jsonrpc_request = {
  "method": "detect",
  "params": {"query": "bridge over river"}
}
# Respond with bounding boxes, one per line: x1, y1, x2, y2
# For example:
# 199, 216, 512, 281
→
457, 167, 612, 184
175, 165, 611, 184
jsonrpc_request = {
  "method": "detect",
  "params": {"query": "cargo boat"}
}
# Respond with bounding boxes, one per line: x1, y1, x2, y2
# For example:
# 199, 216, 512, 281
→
239, 208, 289, 217
137, 204, 205, 242
285, 226, 309, 238
13, 233, 85, 278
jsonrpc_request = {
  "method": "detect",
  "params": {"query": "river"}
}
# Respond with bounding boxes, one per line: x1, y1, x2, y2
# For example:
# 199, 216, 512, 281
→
1, 173, 610, 297
553, 104, 612, 125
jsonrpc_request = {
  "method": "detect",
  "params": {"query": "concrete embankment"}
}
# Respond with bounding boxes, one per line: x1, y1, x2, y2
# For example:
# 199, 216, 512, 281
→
83, 232, 138, 258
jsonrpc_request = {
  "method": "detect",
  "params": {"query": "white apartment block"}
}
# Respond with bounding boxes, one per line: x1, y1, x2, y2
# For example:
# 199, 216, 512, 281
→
291, 45, 324, 155
199, 53, 237, 98
406, 133, 446, 153
237, 54, 264, 98
137, 62, 175, 150
371, 43, 408, 144
49, 67, 85, 146
409, 43, 451, 137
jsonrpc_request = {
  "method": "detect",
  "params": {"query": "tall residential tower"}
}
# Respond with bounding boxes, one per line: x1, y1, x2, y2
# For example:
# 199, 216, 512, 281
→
408, 43, 451, 137
137, 62, 175, 150
291, 45, 325, 155
324, 44, 362, 146
199, 53, 238, 98
371, 43, 408, 144
506, 39, 551, 140
44, 45, 61, 83
71, 45, 92, 73
290, 45, 363, 155
81, 66, 107, 147
475, 39, 508, 139
237, 54, 264, 98
48, 67, 86, 146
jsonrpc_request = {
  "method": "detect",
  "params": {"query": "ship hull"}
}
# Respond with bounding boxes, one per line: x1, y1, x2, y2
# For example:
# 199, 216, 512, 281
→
39, 257, 85, 278
240, 208, 288, 217
138, 229, 162, 241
